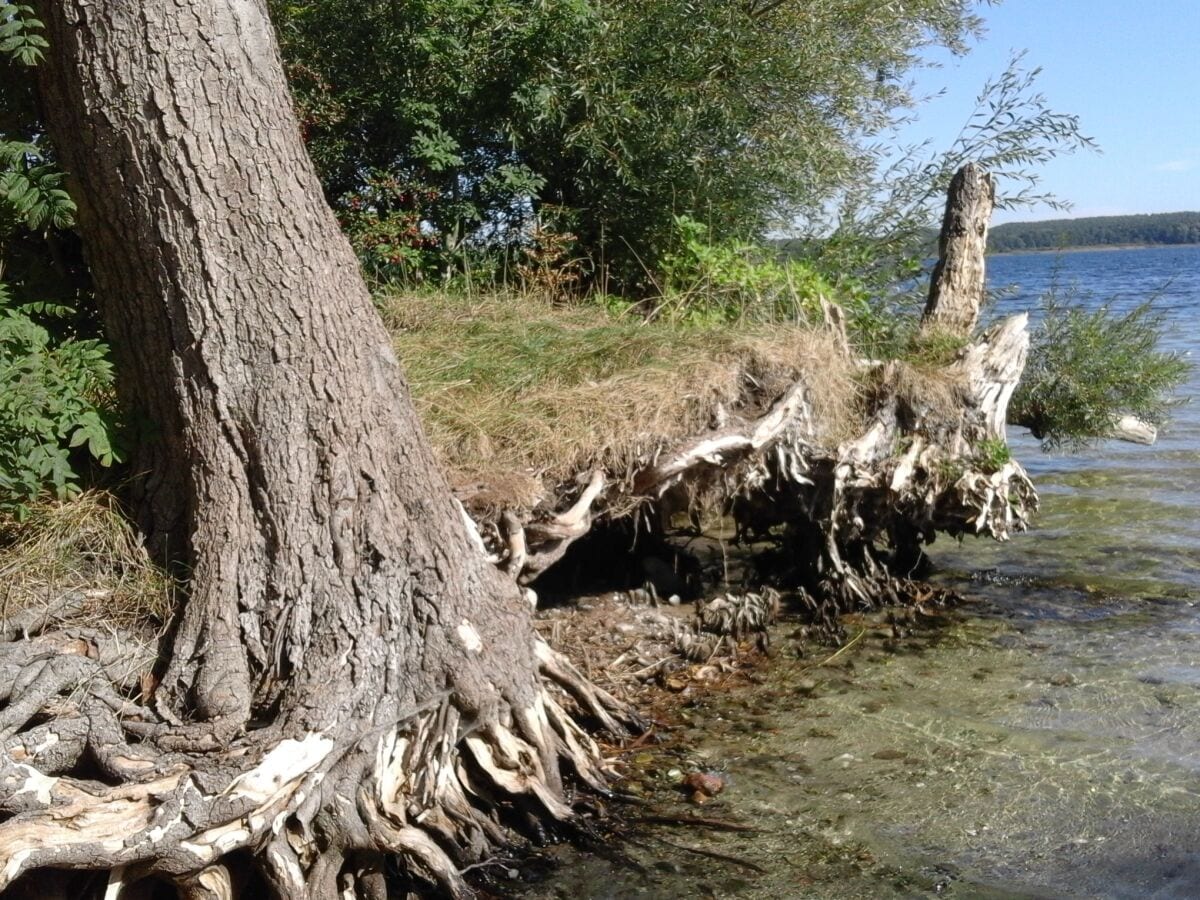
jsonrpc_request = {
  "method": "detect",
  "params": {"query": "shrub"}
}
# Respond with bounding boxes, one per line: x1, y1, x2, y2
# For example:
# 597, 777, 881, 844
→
335, 172, 443, 285
656, 216, 838, 326
1012, 295, 1190, 450
0, 278, 119, 515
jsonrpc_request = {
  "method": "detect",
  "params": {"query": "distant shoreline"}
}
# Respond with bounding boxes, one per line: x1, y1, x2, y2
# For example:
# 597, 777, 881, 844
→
987, 211, 1200, 254
989, 242, 1200, 256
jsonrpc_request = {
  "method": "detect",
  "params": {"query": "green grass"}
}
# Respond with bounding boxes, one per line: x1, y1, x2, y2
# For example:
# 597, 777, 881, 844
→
974, 437, 1012, 472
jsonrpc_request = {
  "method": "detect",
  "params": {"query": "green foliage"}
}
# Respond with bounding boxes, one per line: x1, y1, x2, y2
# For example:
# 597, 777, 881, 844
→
0, 277, 119, 515
270, 0, 991, 290
936, 455, 967, 484
902, 327, 970, 367
0, 2, 119, 515
269, 0, 566, 276
656, 216, 825, 325
803, 54, 1096, 312
0, 139, 76, 232
2, 3, 76, 237
513, 0, 989, 292
990, 212, 1200, 252
0, 2, 48, 66
335, 172, 442, 284
2, 0, 92, 320
973, 436, 1011, 472
1011, 295, 1190, 451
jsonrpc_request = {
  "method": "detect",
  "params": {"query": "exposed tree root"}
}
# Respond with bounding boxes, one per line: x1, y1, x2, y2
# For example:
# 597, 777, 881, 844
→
0, 638, 642, 897
467, 378, 820, 592
0, 591, 91, 641
0, 584, 653, 898
464, 312, 1037, 624
0, 484, 650, 899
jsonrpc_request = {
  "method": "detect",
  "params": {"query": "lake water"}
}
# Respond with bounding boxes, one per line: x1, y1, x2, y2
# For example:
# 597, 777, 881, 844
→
520, 246, 1200, 900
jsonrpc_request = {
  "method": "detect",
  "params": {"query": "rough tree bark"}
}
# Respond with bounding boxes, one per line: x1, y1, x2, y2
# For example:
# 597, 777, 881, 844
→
0, 1, 631, 896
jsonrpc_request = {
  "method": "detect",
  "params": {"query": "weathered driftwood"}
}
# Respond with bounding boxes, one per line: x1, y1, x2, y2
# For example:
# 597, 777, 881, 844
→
476, 310, 1035, 607
1111, 414, 1157, 445
1008, 408, 1158, 447
795, 162, 1028, 605
923, 163, 1155, 449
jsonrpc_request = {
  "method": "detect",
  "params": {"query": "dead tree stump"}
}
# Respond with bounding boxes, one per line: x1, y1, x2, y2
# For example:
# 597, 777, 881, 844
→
922, 162, 996, 336
460, 166, 1036, 613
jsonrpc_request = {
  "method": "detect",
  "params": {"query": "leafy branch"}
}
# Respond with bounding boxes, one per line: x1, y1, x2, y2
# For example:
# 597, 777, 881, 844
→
0, 139, 76, 231
1012, 292, 1190, 450
817, 53, 1097, 301
0, 2, 48, 66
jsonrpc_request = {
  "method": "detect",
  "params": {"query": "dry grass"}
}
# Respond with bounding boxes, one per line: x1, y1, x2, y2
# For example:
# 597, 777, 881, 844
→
0, 290, 857, 629
889, 327, 974, 425
0, 492, 173, 632
0, 292, 864, 638
383, 289, 862, 509
891, 360, 970, 427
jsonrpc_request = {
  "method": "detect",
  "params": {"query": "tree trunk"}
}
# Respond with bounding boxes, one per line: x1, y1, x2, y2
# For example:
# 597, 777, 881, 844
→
922, 161, 995, 336
1, 1, 629, 895
799, 163, 1025, 606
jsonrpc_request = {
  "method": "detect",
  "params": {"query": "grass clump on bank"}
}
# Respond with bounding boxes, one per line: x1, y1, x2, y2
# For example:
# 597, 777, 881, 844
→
0, 285, 860, 629
0, 491, 172, 632
382, 289, 861, 509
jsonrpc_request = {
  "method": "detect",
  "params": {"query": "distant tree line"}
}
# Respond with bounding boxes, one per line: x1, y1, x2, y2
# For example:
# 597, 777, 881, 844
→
989, 211, 1200, 252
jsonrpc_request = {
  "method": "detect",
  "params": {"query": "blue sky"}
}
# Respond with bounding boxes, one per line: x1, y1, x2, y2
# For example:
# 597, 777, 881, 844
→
897, 0, 1200, 224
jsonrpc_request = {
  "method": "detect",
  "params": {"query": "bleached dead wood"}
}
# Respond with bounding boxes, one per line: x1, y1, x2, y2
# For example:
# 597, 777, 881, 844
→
922, 162, 995, 336
511, 471, 607, 583
466, 379, 821, 585
633, 380, 815, 497
1112, 414, 1157, 445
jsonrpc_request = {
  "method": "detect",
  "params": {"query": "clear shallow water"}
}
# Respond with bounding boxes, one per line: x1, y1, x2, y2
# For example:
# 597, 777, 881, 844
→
520, 247, 1200, 899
